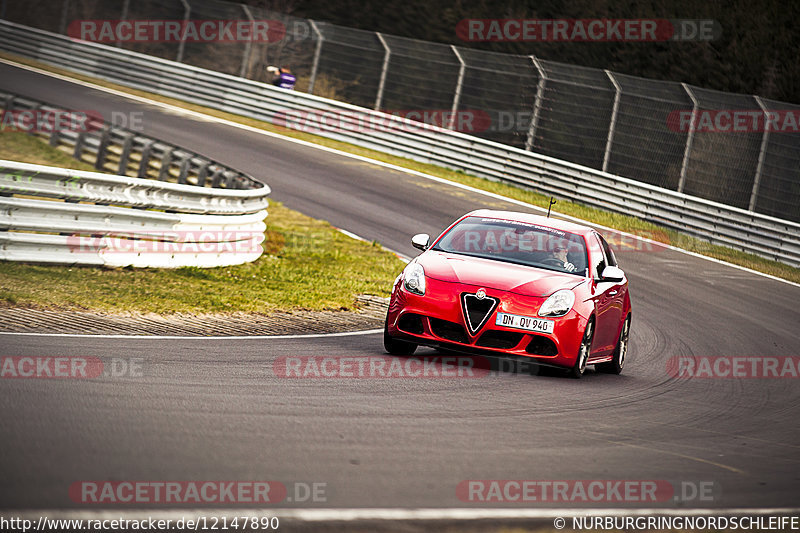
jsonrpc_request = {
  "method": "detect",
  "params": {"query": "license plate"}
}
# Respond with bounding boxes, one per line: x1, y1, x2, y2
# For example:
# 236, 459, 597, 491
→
495, 313, 554, 334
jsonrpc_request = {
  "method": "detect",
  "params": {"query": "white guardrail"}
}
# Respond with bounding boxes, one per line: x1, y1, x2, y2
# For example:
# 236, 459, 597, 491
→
1, 20, 798, 267
0, 160, 269, 267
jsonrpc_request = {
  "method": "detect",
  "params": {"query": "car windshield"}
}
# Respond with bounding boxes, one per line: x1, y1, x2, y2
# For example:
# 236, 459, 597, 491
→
431, 216, 588, 276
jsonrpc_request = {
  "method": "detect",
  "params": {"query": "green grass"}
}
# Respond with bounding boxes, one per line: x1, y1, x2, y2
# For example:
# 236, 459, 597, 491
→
2, 51, 798, 285
0, 129, 97, 171
0, 130, 405, 313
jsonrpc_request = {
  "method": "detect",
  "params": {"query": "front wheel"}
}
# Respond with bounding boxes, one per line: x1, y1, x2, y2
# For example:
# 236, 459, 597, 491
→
597, 315, 630, 375
384, 321, 417, 355
569, 319, 594, 379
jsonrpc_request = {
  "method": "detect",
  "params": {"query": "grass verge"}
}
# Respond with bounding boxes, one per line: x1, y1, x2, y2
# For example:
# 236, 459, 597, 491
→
0, 129, 405, 314
2, 52, 798, 285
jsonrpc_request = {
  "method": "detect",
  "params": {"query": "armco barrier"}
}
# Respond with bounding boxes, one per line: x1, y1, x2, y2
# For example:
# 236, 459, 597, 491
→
1, 91, 258, 193
0, 160, 269, 267
0, 20, 798, 266
0, 88, 271, 268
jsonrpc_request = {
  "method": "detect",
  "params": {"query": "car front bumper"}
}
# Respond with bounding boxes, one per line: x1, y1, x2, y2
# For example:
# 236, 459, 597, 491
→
386, 276, 589, 369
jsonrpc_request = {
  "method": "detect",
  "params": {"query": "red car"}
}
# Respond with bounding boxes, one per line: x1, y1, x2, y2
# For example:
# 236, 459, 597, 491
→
384, 210, 632, 378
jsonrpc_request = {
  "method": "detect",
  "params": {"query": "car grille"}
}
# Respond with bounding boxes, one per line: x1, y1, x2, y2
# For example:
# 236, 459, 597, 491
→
526, 335, 558, 356
476, 330, 525, 349
429, 318, 469, 344
460, 292, 498, 335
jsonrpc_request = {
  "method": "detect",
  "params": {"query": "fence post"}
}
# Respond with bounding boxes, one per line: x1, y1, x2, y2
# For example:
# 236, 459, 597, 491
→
307, 20, 324, 94
525, 56, 546, 151
677, 83, 698, 193
58, 0, 69, 35
602, 70, 621, 173
449, 45, 466, 131
374, 32, 390, 110
116, 0, 130, 48
749, 96, 771, 212
239, 4, 254, 79
176, 0, 191, 63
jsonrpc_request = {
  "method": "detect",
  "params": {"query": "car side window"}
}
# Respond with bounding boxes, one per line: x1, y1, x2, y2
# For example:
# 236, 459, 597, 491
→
597, 233, 617, 267
589, 233, 606, 278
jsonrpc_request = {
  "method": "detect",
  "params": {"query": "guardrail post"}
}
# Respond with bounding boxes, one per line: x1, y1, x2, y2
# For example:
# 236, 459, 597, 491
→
116, 0, 130, 48
176, 0, 191, 63
197, 163, 210, 187
49, 124, 61, 147
239, 5, 255, 79
95, 127, 111, 171
138, 141, 154, 178
27, 104, 41, 136
307, 20, 324, 94
602, 70, 621, 173
677, 83, 698, 193
374, 32, 390, 110
117, 133, 134, 175
210, 168, 224, 188
525, 56, 547, 151
749, 96, 771, 212
224, 171, 236, 188
178, 157, 191, 184
158, 148, 175, 181
73, 132, 86, 160
3, 94, 13, 113
449, 46, 466, 131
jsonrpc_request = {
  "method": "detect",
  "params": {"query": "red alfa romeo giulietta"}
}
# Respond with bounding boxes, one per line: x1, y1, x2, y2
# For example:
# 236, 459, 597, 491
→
384, 210, 632, 378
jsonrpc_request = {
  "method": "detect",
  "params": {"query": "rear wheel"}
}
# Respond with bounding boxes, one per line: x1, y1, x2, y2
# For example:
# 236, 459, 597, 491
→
569, 319, 594, 379
384, 319, 417, 356
597, 315, 630, 375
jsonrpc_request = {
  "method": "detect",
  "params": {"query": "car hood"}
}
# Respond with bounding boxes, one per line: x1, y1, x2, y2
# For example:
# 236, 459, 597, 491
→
419, 252, 585, 297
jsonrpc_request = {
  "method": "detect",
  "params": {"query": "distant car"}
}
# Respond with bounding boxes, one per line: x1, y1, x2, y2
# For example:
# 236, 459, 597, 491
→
384, 210, 632, 378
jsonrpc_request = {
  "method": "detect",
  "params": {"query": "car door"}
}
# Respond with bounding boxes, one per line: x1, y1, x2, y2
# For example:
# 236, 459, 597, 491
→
590, 232, 624, 356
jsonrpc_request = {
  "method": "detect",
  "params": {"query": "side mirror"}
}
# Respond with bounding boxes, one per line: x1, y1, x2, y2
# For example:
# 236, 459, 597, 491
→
600, 265, 625, 283
411, 233, 430, 251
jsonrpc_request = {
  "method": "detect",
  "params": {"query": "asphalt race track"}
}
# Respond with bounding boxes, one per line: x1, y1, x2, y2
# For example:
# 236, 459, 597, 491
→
1, 61, 800, 515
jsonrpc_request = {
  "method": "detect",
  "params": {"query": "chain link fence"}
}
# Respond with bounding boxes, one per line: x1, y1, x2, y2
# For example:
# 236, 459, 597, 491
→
2, 0, 798, 223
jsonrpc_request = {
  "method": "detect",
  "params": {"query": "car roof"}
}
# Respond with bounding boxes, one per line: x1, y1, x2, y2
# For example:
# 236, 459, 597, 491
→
464, 209, 596, 236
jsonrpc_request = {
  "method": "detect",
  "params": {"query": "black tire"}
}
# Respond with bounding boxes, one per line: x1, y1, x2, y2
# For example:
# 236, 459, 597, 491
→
384, 321, 417, 356
569, 319, 594, 379
597, 315, 630, 375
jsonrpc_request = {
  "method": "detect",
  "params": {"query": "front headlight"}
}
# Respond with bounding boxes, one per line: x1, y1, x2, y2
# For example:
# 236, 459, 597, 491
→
402, 261, 426, 296
538, 289, 575, 317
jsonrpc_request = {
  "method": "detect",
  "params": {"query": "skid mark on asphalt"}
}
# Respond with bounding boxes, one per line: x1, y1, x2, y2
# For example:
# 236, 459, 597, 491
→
660, 423, 800, 452
581, 431, 746, 474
